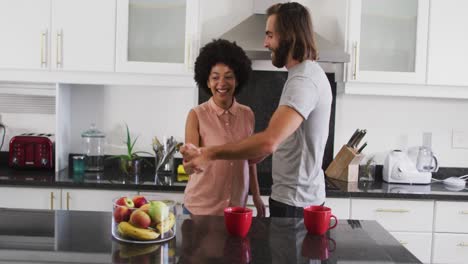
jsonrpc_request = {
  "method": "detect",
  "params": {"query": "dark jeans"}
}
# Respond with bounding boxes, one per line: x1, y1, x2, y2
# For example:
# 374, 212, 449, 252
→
269, 198, 324, 218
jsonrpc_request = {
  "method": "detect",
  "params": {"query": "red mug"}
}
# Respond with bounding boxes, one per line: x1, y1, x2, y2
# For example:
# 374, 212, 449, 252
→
224, 207, 253, 237
301, 234, 336, 260
303, 206, 338, 235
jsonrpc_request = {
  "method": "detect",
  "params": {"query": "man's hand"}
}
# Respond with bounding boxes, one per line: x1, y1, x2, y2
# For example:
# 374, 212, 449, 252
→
253, 195, 266, 217
180, 143, 207, 174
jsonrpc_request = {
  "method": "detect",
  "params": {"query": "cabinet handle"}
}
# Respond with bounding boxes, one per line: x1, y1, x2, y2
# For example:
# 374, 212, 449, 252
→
457, 242, 468, 247
66, 192, 70, 210
56, 30, 63, 68
50, 192, 54, 210
398, 240, 408, 245
375, 208, 409, 213
40, 30, 48, 67
460, 210, 468, 215
352, 41, 358, 80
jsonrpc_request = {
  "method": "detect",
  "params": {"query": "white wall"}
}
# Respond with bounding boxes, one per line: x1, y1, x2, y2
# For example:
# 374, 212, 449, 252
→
68, 84, 195, 155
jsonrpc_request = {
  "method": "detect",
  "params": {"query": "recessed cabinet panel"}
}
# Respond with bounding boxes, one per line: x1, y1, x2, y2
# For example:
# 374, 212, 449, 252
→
116, 0, 200, 74
0, 187, 60, 210
128, 0, 186, 64
347, 0, 429, 84
0, 0, 51, 70
50, 0, 116, 72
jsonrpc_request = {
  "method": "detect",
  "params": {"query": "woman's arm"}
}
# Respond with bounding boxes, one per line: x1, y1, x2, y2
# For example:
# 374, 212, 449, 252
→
249, 164, 266, 217
184, 110, 200, 175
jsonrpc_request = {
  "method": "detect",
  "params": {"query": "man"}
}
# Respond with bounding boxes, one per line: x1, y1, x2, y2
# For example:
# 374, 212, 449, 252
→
181, 2, 331, 218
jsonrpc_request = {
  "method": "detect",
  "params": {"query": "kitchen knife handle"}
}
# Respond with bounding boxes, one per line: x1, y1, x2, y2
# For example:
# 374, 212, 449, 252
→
50, 192, 54, 210
66, 192, 70, 210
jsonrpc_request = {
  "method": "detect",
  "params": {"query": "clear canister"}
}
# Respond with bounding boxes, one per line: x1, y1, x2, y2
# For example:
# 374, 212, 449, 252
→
81, 123, 105, 172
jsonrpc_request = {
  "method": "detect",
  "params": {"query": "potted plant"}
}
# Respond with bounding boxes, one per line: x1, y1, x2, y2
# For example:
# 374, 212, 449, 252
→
111, 124, 152, 175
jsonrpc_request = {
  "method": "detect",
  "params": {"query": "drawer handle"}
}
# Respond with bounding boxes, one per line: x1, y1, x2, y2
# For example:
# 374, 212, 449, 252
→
460, 210, 468, 215
457, 242, 468, 247
398, 240, 408, 245
375, 209, 409, 213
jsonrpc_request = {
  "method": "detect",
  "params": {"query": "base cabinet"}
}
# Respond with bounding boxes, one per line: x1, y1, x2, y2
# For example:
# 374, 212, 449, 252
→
61, 189, 137, 212
432, 233, 468, 264
390, 232, 432, 263
0, 187, 60, 210
325, 197, 350, 219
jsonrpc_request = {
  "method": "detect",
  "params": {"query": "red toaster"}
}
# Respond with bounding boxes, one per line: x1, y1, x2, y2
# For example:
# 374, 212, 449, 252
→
9, 133, 55, 169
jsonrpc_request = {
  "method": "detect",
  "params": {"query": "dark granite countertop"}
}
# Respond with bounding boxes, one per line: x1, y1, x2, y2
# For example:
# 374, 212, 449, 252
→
0, 208, 421, 263
1, 164, 467, 201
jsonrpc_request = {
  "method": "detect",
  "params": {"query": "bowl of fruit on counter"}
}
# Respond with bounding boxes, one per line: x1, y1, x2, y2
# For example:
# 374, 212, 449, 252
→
112, 195, 176, 243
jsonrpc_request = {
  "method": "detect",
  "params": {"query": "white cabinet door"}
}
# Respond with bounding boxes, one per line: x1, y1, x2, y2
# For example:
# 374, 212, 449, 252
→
0, 187, 60, 210
50, 0, 115, 72
347, 0, 429, 84
350, 198, 434, 232
390, 232, 432, 263
62, 189, 137, 212
116, 0, 200, 74
0, 0, 51, 70
427, 0, 468, 86
433, 233, 468, 264
434, 201, 468, 233
325, 198, 350, 219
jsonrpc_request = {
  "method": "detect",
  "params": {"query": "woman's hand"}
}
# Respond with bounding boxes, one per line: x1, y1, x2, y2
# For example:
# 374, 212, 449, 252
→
253, 195, 266, 217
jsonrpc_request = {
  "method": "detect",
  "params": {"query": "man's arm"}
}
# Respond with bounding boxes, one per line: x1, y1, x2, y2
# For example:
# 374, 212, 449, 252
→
182, 105, 304, 169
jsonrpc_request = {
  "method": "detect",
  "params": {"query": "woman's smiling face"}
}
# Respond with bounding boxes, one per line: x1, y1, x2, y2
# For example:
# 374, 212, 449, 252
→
207, 63, 237, 108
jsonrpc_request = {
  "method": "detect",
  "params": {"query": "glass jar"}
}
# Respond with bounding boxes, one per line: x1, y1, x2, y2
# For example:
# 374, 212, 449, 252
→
81, 124, 105, 172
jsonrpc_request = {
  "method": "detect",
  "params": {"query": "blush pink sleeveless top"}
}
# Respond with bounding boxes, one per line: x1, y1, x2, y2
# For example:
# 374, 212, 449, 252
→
183, 98, 255, 215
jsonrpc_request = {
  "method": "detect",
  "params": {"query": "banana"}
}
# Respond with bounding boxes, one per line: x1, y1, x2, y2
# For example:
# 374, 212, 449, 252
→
156, 212, 175, 234
119, 243, 160, 258
117, 221, 160, 241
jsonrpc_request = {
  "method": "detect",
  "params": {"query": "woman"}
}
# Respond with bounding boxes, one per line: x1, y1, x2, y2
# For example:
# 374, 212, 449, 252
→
183, 39, 265, 216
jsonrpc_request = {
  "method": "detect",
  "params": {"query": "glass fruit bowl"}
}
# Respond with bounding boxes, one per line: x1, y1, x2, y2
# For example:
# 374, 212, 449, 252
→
111, 195, 176, 244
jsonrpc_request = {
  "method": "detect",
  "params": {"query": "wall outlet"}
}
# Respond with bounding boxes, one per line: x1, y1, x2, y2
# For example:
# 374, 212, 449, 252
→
452, 130, 468, 149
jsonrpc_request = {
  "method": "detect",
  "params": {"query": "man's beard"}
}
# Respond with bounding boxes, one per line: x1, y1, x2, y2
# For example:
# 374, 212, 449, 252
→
272, 41, 291, 68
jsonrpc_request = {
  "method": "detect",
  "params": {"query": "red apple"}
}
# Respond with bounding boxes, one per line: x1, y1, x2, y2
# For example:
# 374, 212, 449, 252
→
113, 205, 131, 223
132, 195, 148, 208
116, 197, 134, 208
129, 210, 151, 229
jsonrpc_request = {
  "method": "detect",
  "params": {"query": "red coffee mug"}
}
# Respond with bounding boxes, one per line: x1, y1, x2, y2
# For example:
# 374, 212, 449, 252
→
224, 207, 253, 237
301, 234, 336, 260
303, 206, 338, 235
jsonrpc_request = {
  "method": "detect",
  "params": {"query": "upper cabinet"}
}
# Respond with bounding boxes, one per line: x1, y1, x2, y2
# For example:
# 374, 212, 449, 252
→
115, 0, 200, 75
0, 0, 50, 71
347, 0, 429, 84
427, 0, 468, 86
0, 0, 115, 72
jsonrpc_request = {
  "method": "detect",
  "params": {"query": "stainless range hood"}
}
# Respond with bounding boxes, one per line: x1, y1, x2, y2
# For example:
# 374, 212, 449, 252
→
220, 14, 350, 63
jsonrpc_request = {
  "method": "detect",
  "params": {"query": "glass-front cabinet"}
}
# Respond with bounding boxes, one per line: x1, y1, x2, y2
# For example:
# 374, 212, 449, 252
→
116, 0, 200, 75
347, 0, 429, 84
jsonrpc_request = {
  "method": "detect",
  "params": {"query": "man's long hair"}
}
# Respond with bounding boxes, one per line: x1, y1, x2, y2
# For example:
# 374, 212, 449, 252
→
267, 2, 318, 62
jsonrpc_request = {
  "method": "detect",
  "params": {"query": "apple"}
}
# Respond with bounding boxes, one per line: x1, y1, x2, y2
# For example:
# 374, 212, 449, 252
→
113, 205, 131, 223
148, 201, 169, 223
129, 210, 151, 229
116, 197, 134, 208
132, 195, 148, 208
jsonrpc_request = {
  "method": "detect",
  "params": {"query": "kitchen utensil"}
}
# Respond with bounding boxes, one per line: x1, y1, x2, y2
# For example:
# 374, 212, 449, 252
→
346, 129, 361, 147
383, 150, 432, 184
9, 133, 55, 169
81, 124, 105, 172
352, 129, 367, 148
357, 142, 367, 154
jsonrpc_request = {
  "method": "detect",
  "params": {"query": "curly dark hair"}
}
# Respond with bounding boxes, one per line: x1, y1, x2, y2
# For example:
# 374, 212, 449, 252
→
194, 39, 252, 96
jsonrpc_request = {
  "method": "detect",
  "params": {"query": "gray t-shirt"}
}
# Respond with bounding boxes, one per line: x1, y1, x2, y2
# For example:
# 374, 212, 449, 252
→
271, 60, 332, 207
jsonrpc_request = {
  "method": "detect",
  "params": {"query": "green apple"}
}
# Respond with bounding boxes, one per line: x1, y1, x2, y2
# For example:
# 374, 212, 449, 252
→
148, 201, 169, 223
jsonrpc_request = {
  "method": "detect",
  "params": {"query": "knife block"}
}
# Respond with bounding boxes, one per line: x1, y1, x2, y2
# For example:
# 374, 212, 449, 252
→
325, 145, 364, 182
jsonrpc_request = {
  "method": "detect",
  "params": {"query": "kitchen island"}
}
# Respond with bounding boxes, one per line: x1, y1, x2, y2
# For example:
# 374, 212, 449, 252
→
0, 208, 421, 263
